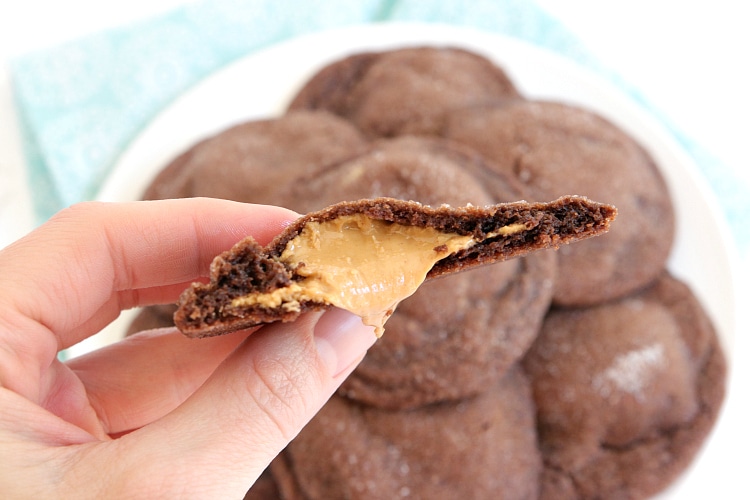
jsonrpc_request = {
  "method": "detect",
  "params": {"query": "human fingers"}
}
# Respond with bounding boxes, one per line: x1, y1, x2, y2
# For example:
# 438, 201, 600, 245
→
53, 309, 376, 498
67, 326, 256, 435
0, 198, 297, 354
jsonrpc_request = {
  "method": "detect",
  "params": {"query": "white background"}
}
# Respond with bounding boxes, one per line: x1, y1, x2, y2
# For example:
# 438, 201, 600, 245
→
0, 1, 747, 497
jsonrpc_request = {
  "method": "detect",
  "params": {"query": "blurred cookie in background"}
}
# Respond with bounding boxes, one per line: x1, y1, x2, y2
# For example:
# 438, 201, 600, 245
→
288, 46, 522, 138
443, 100, 675, 307
522, 272, 726, 499
272, 365, 541, 500
143, 110, 369, 204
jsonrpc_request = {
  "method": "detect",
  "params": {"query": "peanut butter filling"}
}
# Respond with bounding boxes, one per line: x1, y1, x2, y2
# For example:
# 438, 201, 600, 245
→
231, 214, 522, 336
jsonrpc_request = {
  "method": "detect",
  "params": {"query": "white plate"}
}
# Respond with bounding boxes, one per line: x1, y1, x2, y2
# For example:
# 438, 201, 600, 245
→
89, 22, 738, 499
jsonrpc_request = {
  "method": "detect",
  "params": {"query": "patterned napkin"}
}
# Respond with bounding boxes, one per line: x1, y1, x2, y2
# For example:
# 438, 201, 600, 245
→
10, 0, 748, 253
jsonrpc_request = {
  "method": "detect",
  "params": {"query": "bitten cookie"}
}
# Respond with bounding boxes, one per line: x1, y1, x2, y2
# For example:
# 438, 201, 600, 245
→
522, 273, 726, 499
174, 195, 614, 339
271, 365, 542, 500
288, 46, 522, 137
443, 101, 675, 306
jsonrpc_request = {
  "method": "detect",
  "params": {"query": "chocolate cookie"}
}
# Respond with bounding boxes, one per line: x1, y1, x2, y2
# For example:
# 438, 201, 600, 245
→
174, 195, 614, 339
522, 273, 726, 499
276, 137, 571, 408
271, 365, 542, 500
443, 101, 675, 306
288, 46, 522, 138
142, 110, 369, 204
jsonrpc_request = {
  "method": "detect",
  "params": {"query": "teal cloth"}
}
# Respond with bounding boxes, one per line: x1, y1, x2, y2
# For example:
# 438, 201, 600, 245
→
10, 0, 749, 253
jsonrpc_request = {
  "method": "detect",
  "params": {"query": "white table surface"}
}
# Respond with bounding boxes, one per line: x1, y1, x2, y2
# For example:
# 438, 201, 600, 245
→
1, 1, 748, 497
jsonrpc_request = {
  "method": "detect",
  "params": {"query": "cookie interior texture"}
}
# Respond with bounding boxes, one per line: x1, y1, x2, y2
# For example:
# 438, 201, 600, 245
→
174, 196, 615, 338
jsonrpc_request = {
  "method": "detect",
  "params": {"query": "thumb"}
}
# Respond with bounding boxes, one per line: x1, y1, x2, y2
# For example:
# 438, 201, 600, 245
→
72, 309, 375, 498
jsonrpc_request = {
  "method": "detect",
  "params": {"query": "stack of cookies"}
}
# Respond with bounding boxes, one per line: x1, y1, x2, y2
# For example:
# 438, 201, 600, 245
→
131, 47, 726, 499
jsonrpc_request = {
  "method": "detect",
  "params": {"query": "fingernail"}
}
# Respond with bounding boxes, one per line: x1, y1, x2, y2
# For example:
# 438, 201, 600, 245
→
314, 308, 377, 378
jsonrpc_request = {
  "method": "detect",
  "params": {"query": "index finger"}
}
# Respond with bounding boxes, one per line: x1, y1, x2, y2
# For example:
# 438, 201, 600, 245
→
0, 198, 297, 350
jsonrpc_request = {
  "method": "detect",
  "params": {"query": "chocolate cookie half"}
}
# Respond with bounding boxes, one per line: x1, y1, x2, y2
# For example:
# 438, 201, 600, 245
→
174, 196, 616, 338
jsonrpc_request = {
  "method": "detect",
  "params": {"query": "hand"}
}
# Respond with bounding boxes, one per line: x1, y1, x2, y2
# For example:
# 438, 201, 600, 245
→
0, 198, 375, 498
